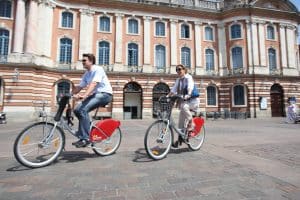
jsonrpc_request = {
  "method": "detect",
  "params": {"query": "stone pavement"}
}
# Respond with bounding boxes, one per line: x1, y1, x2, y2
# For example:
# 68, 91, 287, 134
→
0, 117, 300, 200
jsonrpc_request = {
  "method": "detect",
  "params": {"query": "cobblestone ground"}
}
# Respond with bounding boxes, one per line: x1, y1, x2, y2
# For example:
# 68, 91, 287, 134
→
0, 118, 299, 200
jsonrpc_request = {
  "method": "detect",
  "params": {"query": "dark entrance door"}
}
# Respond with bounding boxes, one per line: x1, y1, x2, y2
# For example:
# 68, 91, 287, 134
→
152, 82, 170, 118
270, 84, 284, 117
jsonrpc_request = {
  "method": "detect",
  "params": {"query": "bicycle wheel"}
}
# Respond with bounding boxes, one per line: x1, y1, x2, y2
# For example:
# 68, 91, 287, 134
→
144, 120, 172, 160
13, 122, 65, 168
188, 125, 205, 151
92, 127, 122, 156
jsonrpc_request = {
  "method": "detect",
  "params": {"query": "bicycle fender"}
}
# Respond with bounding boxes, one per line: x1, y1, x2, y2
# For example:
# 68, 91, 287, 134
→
90, 119, 121, 141
192, 117, 204, 135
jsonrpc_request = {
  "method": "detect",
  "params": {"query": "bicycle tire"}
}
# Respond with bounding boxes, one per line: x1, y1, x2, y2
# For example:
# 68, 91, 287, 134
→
92, 127, 122, 156
13, 122, 65, 168
144, 120, 172, 160
188, 125, 205, 151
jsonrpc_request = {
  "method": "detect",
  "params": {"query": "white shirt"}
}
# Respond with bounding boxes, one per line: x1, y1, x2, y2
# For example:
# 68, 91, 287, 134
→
79, 65, 113, 94
171, 73, 194, 95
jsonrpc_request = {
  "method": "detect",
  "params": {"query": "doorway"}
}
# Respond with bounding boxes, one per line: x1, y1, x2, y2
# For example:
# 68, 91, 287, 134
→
270, 84, 284, 117
123, 82, 142, 119
152, 82, 170, 117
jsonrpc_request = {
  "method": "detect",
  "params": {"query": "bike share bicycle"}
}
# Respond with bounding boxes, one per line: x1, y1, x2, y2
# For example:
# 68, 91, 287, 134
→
13, 95, 122, 168
144, 95, 205, 160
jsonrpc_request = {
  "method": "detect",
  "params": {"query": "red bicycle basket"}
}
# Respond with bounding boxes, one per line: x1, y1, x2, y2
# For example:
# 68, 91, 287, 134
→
90, 119, 120, 142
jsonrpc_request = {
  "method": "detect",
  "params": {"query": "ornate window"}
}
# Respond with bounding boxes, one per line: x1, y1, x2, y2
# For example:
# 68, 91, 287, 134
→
181, 24, 190, 39
61, 11, 73, 28
232, 47, 243, 69
155, 22, 165, 36
205, 49, 214, 71
0, 0, 12, 18
267, 25, 275, 40
155, 45, 166, 70
0, 29, 9, 57
231, 24, 241, 39
128, 43, 138, 66
181, 47, 191, 68
233, 85, 246, 106
128, 19, 138, 34
98, 41, 110, 65
59, 38, 72, 64
205, 26, 213, 41
268, 48, 276, 70
207, 86, 217, 106
99, 16, 110, 32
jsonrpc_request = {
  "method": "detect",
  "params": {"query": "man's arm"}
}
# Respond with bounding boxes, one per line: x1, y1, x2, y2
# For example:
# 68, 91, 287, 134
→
81, 81, 98, 99
72, 85, 82, 95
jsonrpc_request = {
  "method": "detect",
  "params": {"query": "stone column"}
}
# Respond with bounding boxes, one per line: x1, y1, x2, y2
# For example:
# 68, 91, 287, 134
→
114, 13, 124, 72
279, 24, 287, 68
286, 25, 296, 68
13, 0, 26, 53
170, 19, 178, 74
25, 0, 39, 54
79, 9, 95, 58
194, 21, 202, 75
246, 20, 253, 69
143, 16, 152, 73
258, 21, 266, 67
251, 22, 259, 67
37, 0, 55, 57
217, 23, 227, 76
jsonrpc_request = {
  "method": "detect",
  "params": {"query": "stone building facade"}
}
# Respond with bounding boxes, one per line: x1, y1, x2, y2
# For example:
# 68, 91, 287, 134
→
0, 0, 299, 120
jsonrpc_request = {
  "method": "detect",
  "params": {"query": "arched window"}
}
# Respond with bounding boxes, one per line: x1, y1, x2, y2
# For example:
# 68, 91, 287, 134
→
155, 22, 165, 36
181, 47, 191, 68
128, 43, 138, 66
232, 47, 243, 69
61, 11, 73, 28
207, 86, 217, 106
267, 25, 275, 40
56, 81, 71, 103
233, 85, 246, 106
155, 45, 166, 70
128, 19, 138, 34
181, 24, 190, 38
98, 41, 110, 65
0, 0, 12, 18
99, 16, 110, 32
0, 29, 9, 58
59, 38, 72, 64
205, 49, 214, 71
231, 24, 241, 39
268, 48, 276, 70
205, 26, 213, 41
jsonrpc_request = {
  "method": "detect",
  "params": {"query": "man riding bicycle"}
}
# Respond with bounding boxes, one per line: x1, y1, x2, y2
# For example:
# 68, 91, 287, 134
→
72, 53, 113, 148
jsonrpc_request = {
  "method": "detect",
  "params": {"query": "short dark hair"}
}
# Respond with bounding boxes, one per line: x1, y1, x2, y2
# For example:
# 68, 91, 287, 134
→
82, 53, 96, 64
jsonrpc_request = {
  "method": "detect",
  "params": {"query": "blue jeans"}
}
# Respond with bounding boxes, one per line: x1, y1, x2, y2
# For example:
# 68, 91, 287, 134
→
74, 93, 112, 140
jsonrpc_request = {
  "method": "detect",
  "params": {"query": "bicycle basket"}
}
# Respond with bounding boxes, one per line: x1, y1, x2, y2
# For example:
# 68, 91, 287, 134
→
158, 97, 173, 118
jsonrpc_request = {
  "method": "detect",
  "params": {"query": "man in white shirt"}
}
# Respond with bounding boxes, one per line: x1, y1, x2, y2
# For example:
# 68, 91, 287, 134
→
72, 53, 113, 147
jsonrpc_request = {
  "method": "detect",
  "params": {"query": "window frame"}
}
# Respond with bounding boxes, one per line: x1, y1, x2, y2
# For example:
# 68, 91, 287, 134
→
204, 25, 214, 41
266, 24, 276, 41
127, 42, 139, 66
231, 46, 244, 70
0, 0, 13, 19
97, 40, 111, 66
127, 17, 140, 35
0, 28, 10, 56
206, 85, 218, 107
229, 23, 243, 40
232, 84, 247, 107
180, 46, 191, 68
268, 48, 277, 70
154, 20, 166, 37
180, 22, 191, 39
154, 44, 166, 70
58, 37, 73, 64
205, 48, 215, 71
60, 10, 75, 29
98, 15, 112, 33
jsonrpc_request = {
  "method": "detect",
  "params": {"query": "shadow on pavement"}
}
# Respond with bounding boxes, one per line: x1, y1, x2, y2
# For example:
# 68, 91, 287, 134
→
58, 151, 98, 163
7, 165, 33, 172
132, 148, 154, 163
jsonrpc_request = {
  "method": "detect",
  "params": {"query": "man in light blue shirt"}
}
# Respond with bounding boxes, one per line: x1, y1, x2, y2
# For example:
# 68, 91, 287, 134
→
72, 53, 113, 147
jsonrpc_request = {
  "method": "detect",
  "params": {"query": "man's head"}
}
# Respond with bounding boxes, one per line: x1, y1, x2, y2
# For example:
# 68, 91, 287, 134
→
82, 53, 96, 70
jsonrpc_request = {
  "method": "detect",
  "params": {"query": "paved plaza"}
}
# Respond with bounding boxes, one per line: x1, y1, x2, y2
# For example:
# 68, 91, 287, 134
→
0, 117, 300, 200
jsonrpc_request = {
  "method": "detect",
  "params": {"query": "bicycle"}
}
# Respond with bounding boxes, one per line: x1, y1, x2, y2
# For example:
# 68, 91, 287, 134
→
13, 95, 122, 168
144, 95, 205, 160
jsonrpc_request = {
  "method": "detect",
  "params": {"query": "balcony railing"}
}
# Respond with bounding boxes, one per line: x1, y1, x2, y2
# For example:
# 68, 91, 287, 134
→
0, 55, 8, 63
155, 66, 167, 73
128, 65, 143, 72
269, 68, 281, 76
116, 0, 222, 11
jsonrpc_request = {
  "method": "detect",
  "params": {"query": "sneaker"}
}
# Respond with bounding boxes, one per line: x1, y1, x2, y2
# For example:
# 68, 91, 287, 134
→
171, 141, 179, 148
75, 139, 90, 148
72, 139, 82, 146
